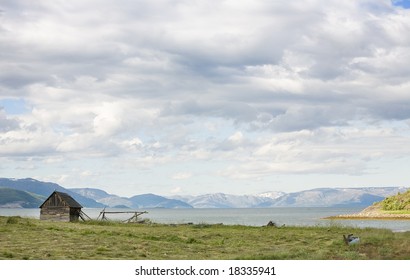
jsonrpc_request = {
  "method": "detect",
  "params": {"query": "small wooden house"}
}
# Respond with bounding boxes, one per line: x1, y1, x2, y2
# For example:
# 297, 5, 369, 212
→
39, 191, 83, 222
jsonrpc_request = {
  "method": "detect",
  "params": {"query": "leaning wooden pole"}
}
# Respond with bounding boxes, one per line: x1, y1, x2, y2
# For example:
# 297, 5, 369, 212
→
79, 210, 92, 221
97, 207, 106, 221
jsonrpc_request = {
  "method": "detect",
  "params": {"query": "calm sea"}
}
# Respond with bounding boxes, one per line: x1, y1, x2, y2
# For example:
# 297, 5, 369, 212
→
1, 207, 409, 232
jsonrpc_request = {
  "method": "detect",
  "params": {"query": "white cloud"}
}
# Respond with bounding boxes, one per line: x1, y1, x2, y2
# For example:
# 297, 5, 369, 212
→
1, 0, 410, 195
172, 172, 193, 180
170, 186, 183, 194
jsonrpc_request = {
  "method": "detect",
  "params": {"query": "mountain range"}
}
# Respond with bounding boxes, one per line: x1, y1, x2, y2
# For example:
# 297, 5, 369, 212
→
0, 178, 104, 208
0, 177, 408, 209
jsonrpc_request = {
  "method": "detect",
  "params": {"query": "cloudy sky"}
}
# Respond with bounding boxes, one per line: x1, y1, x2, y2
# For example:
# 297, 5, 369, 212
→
1, 0, 410, 196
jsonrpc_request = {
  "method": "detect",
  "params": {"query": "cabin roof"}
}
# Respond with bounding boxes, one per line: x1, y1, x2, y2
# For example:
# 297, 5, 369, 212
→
39, 191, 82, 208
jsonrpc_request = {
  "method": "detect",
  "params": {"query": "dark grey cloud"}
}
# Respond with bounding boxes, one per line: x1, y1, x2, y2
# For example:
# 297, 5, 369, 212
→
1, 0, 407, 125
370, 100, 410, 120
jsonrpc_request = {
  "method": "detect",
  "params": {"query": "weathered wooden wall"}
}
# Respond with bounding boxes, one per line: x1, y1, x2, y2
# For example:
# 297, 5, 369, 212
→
69, 208, 81, 222
40, 207, 71, 222
40, 207, 81, 222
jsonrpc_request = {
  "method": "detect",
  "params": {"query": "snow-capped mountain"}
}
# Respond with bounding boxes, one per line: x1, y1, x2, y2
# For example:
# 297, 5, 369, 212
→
171, 193, 275, 208
170, 188, 407, 208
256, 191, 287, 199
265, 187, 408, 207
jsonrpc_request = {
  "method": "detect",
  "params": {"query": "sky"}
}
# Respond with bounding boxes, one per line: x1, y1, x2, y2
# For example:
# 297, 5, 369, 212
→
1, 0, 410, 197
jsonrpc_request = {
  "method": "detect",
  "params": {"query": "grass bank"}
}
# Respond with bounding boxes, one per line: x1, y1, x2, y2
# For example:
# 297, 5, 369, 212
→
0, 216, 409, 260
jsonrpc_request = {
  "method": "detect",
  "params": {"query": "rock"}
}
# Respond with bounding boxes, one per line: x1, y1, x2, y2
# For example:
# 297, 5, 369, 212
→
343, 234, 360, 245
266, 221, 277, 227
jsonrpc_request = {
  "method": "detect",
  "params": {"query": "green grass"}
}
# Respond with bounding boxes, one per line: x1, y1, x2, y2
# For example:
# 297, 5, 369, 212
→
0, 216, 409, 260
380, 189, 410, 211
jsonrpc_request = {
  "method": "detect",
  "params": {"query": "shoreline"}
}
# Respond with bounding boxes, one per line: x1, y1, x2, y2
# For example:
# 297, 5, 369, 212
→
324, 204, 410, 220
324, 215, 410, 220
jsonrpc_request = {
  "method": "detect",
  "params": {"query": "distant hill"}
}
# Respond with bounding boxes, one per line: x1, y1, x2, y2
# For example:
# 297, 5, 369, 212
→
170, 188, 406, 208
70, 188, 133, 208
0, 178, 66, 196
265, 187, 408, 207
171, 193, 280, 208
128, 194, 193, 208
70, 189, 193, 208
0, 187, 44, 208
0, 177, 408, 209
69, 188, 112, 201
0, 178, 104, 208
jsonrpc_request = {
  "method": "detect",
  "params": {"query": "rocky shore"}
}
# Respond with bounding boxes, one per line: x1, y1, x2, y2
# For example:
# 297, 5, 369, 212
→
327, 205, 410, 220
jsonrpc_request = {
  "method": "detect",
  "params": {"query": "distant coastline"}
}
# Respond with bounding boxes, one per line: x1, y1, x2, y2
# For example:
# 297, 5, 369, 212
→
325, 204, 410, 220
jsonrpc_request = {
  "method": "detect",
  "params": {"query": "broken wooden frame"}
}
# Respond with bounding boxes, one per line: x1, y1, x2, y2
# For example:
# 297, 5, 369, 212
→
96, 208, 148, 223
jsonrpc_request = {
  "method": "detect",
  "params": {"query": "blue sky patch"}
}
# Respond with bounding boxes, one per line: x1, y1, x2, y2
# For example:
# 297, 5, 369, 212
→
392, 0, 410, 8
0, 98, 29, 115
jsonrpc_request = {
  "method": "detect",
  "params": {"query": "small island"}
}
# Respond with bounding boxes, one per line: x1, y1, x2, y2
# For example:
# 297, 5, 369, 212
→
328, 190, 410, 220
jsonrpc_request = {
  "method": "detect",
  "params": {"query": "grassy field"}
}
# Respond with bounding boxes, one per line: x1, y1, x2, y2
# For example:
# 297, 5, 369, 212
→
1, 216, 409, 260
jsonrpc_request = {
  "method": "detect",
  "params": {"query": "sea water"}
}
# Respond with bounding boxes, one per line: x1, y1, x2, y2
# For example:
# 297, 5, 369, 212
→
0, 207, 409, 232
